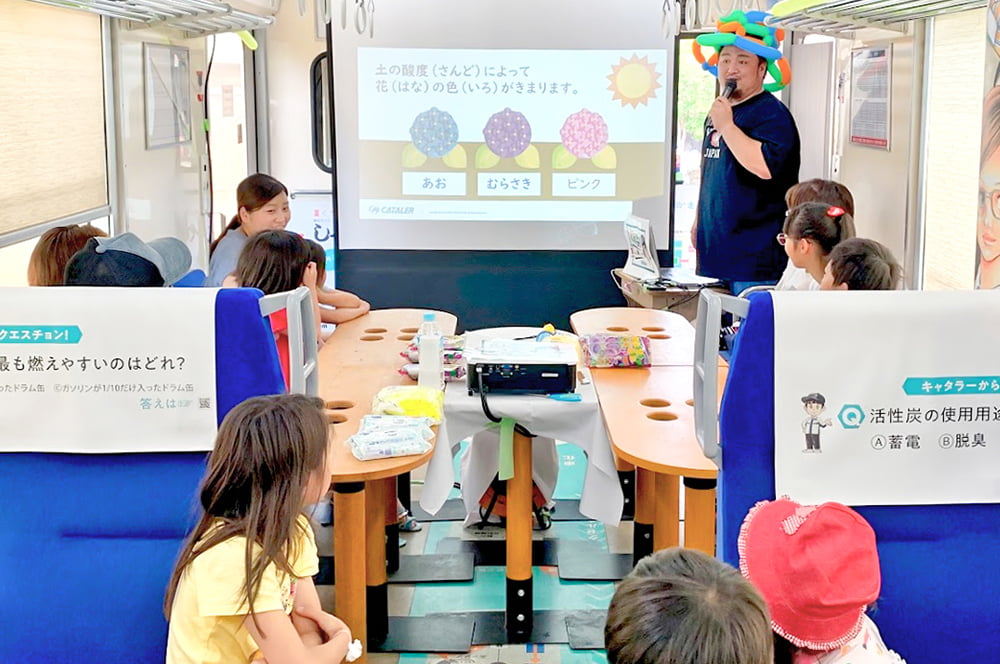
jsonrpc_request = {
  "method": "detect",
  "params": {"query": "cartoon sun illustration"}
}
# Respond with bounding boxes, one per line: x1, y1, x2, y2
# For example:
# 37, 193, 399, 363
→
607, 54, 662, 108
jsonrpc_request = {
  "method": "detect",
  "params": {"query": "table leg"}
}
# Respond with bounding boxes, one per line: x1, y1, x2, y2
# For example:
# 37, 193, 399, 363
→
506, 431, 533, 642
615, 457, 635, 521
683, 477, 717, 555
333, 482, 367, 664
653, 473, 679, 551
384, 477, 400, 575
365, 478, 390, 646
614, 457, 635, 472
633, 467, 656, 565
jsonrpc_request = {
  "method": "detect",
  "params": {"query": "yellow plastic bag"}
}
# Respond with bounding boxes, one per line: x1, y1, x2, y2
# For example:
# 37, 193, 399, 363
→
371, 385, 444, 423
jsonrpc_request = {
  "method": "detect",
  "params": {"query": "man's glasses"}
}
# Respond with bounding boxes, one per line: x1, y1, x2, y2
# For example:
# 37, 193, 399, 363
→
979, 188, 1000, 221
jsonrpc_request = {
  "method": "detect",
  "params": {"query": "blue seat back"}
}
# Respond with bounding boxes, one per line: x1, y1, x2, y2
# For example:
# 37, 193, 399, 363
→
0, 288, 285, 664
172, 268, 206, 288
719, 292, 1000, 664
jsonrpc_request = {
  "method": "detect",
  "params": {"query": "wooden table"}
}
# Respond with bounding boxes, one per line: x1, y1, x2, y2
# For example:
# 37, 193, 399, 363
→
569, 306, 695, 366
424, 327, 621, 643
589, 365, 724, 555
569, 307, 722, 557
319, 309, 459, 662
322, 308, 457, 367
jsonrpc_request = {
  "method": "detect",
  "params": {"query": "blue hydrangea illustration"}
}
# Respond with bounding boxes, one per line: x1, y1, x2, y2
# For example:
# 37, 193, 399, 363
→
409, 107, 459, 158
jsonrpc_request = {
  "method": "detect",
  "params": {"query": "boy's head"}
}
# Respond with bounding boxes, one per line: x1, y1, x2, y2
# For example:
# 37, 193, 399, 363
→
606, 547, 773, 664
821, 238, 901, 291
739, 498, 881, 650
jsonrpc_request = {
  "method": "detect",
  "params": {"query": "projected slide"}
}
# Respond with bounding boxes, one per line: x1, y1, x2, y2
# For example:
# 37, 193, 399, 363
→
357, 48, 668, 223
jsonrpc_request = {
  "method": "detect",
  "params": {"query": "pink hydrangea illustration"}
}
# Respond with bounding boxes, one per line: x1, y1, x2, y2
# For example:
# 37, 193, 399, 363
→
560, 109, 609, 158
482, 108, 532, 158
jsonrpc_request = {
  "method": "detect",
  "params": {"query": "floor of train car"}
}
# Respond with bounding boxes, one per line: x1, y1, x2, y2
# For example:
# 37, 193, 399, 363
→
313, 442, 686, 664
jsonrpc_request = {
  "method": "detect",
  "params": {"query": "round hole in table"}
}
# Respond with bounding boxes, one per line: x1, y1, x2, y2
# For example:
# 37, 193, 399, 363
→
640, 398, 671, 408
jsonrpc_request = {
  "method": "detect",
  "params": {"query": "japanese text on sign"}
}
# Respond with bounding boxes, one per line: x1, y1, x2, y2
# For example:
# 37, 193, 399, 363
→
476, 173, 541, 197
372, 63, 579, 97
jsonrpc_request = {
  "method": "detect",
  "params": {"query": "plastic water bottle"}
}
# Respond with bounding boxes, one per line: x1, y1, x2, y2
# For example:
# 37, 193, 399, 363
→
417, 312, 443, 389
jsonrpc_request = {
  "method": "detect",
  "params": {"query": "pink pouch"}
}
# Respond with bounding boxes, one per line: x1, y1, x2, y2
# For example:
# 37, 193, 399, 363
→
579, 334, 650, 368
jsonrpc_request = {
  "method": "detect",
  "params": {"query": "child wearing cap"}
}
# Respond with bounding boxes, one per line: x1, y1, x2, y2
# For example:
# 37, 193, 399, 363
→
739, 498, 906, 664
605, 547, 773, 664
64, 232, 192, 287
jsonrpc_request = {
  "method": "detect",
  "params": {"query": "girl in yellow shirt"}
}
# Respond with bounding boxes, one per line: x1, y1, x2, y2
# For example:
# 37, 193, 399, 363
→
164, 394, 352, 664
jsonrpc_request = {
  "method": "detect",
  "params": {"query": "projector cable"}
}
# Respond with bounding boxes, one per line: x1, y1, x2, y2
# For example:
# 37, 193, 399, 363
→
476, 365, 536, 438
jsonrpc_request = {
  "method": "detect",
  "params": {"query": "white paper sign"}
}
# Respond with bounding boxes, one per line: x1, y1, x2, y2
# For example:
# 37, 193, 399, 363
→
0, 288, 219, 453
772, 290, 1000, 506
623, 214, 659, 279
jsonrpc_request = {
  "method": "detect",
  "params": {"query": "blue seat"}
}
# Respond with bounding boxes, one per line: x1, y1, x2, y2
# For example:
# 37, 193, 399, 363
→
172, 268, 206, 288
0, 288, 285, 664
715, 292, 1000, 664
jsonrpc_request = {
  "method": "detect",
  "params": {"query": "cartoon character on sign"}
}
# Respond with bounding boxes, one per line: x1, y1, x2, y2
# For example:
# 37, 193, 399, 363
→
801, 392, 832, 453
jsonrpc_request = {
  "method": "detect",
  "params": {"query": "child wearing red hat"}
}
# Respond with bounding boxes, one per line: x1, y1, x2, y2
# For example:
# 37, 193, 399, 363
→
739, 498, 905, 664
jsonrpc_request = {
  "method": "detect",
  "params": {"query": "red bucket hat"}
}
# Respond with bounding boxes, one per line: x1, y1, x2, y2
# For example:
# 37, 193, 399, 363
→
738, 497, 880, 650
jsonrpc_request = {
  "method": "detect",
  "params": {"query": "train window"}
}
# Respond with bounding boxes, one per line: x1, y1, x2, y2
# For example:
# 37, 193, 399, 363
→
921, 9, 985, 290
0, 3, 109, 245
206, 32, 251, 240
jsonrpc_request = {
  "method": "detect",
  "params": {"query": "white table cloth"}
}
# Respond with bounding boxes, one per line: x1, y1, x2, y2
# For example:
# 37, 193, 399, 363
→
419, 328, 624, 525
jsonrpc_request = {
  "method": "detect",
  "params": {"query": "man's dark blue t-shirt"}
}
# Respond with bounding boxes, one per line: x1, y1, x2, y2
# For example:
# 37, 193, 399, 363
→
696, 91, 800, 281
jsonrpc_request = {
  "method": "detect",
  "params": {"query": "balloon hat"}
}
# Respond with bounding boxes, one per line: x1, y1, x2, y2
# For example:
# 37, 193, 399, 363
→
693, 10, 792, 92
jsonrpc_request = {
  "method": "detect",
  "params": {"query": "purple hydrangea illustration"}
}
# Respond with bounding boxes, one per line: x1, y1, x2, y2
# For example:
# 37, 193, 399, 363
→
409, 107, 459, 158
560, 109, 609, 159
482, 108, 532, 158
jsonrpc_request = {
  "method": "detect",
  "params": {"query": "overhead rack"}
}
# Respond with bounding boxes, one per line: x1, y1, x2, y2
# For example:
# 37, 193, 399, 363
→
26, 0, 274, 37
767, 0, 986, 37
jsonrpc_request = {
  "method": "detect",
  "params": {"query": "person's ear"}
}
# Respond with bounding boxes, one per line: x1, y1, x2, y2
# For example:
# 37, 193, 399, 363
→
797, 238, 812, 254
835, 281, 849, 291
238, 207, 250, 225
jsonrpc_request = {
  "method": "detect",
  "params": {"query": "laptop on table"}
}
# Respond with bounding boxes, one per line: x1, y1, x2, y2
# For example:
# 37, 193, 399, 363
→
622, 214, 720, 288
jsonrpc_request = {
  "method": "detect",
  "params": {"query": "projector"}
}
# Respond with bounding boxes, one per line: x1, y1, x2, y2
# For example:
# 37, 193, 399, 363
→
466, 339, 577, 395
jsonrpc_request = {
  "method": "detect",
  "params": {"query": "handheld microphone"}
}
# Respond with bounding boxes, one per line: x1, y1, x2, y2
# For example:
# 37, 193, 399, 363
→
722, 79, 737, 99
